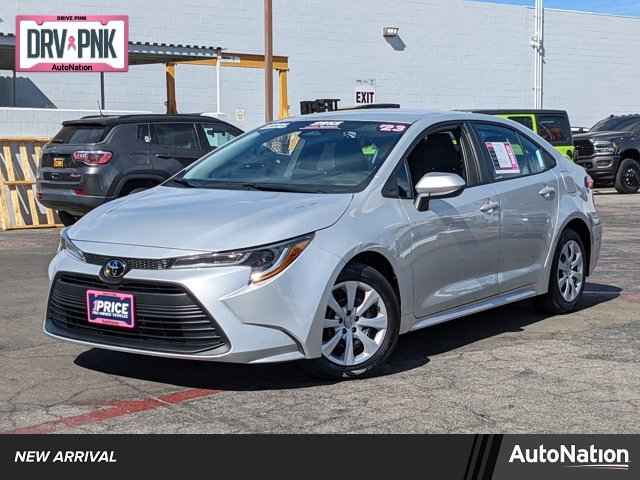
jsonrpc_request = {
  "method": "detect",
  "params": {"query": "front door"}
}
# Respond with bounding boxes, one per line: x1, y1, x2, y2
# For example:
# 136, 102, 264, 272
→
470, 121, 560, 292
400, 124, 500, 318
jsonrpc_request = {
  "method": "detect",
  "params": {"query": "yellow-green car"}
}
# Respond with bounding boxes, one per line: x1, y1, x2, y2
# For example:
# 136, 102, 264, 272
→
472, 109, 575, 160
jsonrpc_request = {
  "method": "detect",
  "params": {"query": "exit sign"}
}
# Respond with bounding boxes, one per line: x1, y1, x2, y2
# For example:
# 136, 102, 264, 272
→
354, 84, 376, 105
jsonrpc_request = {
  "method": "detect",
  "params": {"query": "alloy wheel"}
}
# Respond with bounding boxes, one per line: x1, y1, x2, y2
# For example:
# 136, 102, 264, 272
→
623, 165, 639, 189
321, 281, 388, 366
557, 240, 584, 303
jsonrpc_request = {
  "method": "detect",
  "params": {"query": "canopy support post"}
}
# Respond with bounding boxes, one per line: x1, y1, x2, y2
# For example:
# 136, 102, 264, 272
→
278, 69, 289, 119
165, 63, 177, 114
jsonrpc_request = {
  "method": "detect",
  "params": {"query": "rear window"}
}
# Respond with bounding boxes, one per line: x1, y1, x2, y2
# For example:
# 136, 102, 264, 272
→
51, 125, 107, 144
536, 114, 572, 146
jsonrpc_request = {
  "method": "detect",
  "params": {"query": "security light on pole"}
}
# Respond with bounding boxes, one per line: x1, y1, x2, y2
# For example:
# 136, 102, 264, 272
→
383, 26, 399, 38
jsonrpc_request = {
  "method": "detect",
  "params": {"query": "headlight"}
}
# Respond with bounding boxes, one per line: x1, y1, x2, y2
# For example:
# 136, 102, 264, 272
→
58, 229, 85, 262
593, 141, 616, 155
170, 234, 313, 284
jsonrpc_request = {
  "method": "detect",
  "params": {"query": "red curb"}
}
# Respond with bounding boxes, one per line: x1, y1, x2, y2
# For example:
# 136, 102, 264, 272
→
6, 388, 221, 434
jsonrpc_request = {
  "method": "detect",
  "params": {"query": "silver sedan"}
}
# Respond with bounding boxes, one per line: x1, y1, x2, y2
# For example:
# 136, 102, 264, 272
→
45, 110, 602, 379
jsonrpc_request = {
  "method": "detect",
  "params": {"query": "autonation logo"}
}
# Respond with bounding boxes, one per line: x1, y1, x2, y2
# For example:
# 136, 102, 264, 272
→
509, 444, 630, 471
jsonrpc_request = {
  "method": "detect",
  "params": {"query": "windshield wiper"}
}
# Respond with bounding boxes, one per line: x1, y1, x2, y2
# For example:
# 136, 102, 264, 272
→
167, 177, 197, 188
237, 183, 324, 193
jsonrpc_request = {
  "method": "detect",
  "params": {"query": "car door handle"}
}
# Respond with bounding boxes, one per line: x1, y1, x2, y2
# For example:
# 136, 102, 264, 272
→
538, 186, 556, 199
155, 154, 171, 159
480, 201, 500, 214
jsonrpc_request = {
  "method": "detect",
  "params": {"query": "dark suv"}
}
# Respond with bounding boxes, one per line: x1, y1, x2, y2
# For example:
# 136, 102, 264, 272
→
37, 114, 243, 225
573, 114, 640, 194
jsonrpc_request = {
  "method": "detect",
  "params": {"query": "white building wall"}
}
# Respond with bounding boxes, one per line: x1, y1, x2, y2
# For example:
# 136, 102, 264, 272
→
1, 0, 639, 136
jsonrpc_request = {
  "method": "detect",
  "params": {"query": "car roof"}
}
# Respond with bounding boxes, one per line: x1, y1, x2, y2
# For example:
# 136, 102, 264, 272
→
62, 114, 237, 128
285, 108, 479, 124
469, 109, 568, 116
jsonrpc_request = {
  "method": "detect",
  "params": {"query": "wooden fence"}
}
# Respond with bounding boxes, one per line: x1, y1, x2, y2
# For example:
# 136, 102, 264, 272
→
0, 137, 61, 230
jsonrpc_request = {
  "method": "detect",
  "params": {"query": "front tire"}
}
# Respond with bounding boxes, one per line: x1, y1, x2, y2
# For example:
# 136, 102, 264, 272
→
302, 263, 400, 380
615, 158, 640, 194
536, 229, 586, 314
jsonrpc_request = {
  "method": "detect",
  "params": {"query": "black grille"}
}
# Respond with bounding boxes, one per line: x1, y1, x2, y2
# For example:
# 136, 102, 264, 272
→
574, 139, 594, 158
46, 273, 227, 354
84, 253, 174, 270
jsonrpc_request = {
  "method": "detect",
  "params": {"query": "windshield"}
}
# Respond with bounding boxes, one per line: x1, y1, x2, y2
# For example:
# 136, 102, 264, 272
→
591, 116, 640, 133
172, 120, 408, 193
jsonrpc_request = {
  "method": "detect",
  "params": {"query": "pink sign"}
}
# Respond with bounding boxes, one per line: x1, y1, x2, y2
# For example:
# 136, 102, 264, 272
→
16, 15, 129, 72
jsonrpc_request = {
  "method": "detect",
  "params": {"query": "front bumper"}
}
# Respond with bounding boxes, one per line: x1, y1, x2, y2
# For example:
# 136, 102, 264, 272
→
576, 155, 619, 186
44, 236, 342, 364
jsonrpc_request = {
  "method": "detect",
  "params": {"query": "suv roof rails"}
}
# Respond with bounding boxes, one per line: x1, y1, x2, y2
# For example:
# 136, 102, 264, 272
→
338, 103, 401, 111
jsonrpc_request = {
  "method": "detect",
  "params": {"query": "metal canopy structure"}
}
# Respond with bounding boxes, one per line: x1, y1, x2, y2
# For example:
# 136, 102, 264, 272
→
0, 33, 290, 119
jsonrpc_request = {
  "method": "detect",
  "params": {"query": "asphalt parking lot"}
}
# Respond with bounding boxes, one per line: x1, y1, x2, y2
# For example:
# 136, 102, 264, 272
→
0, 189, 638, 434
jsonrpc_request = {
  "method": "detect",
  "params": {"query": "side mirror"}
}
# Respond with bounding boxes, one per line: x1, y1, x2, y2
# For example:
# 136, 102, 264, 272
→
414, 172, 466, 211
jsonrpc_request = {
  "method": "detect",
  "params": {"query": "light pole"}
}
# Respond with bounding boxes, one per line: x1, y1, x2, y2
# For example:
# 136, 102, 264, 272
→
264, 0, 273, 122
531, 0, 545, 108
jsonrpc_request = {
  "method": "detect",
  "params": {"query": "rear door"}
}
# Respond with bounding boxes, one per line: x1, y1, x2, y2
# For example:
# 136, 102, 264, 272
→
470, 121, 560, 293
149, 122, 203, 174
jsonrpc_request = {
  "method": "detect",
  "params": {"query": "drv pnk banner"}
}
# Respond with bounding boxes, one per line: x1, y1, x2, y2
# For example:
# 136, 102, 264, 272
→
16, 15, 128, 72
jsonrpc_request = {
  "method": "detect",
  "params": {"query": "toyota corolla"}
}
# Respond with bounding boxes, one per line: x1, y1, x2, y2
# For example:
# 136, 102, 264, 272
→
45, 110, 602, 378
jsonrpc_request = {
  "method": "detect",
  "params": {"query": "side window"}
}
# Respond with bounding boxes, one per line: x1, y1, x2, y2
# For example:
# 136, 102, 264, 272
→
201, 123, 237, 148
474, 123, 554, 181
150, 123, 198, 149
536, 114, 572, 146
382, 160, 412, 199
507, 116, 534, 131
405, 127, 468, 193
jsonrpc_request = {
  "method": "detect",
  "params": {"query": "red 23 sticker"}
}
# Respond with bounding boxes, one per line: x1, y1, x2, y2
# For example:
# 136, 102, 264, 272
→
379, 124, 407, 132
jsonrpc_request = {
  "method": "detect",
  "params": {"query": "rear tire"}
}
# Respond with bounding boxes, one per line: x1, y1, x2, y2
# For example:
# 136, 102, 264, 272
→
535, 229, 586, 314
58, 210, 78, 227
614, 158, 640, 194
302, 263, 400, 380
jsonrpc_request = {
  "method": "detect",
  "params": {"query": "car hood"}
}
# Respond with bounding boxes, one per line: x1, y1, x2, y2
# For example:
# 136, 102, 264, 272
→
69, 186, 353, 252
573, 130, 631, 141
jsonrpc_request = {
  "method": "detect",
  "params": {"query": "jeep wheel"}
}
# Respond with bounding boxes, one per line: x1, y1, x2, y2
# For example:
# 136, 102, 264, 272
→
615, 158, 640, 194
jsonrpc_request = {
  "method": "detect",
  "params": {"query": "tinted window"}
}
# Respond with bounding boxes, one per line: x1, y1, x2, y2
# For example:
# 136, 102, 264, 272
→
151, 123, 198, 149
201, 124, 237, 148
51, 125, 106, 144
474, 123, 555, 181
176, 120, 407, 194
508, 116, 534, 131
536, 114, 572, 145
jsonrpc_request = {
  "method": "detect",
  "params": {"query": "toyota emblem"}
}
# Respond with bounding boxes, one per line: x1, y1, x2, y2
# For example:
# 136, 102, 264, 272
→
101, 259, 128, 282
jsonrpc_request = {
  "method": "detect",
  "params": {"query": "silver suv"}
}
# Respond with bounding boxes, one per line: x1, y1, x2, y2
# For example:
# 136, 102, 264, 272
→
45, 110, 602, 379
